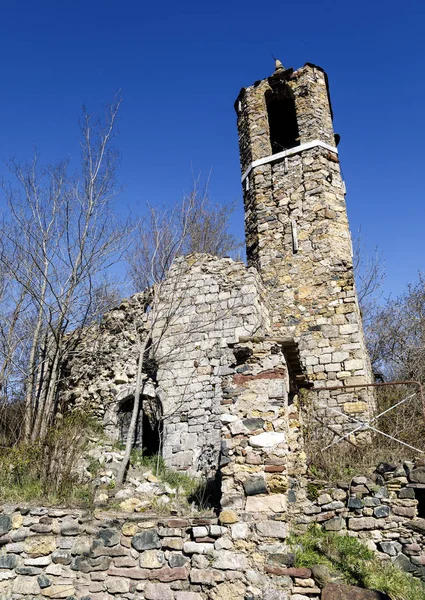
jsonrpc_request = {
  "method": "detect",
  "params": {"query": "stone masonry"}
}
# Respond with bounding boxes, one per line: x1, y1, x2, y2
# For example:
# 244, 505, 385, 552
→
63, 60, 375, 478
63, 255, 271, 476
0, 460, 425, 599
235, 61, 374, 429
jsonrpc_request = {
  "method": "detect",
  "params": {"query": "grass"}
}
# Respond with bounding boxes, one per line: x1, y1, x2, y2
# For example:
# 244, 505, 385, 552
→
289, 525, 425, 600
0, 412, 98, 508
130, 450, 214, 510
130, 450, 202, 497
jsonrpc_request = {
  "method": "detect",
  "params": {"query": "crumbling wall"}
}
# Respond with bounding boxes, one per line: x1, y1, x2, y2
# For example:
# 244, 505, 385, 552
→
289, 460, 425, 582
62, 255, 271, 476
218, 337, 290, 513
150, 255, 270, 475
1, 459, 425, 600
0, 507, 301, 600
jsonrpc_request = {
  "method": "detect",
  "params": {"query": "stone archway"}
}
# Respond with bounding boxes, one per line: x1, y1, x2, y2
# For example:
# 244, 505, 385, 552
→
116, 388, 162, 457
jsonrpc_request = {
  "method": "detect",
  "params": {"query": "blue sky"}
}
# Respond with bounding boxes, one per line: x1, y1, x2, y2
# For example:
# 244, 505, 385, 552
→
0, 0, 424, 298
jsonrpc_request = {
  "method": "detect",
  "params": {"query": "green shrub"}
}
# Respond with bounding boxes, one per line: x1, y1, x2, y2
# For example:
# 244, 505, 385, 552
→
290, 525, 425, 600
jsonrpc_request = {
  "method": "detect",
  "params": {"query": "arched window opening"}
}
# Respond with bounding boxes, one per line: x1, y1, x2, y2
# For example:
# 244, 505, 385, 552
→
266, 88, 299, 154
118, 395, 162, 457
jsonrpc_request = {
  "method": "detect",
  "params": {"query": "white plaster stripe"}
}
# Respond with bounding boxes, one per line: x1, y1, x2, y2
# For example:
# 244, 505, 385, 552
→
241, 140, 338, 183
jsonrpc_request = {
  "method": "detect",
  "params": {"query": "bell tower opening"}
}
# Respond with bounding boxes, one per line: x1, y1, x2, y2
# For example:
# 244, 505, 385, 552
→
266, 87, 299, 154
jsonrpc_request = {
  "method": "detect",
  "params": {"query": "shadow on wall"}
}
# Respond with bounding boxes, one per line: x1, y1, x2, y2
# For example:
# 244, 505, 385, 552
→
118, 395, 162, 457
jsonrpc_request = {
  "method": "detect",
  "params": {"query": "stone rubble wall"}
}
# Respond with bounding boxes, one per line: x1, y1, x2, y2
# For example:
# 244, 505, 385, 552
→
0, 506, 317, 600
61, 292, 151, 429
62, 255, 271, 476
290, 461, 425, 582
236, 63, 374, 431
218, 337, 302, 515
153, 256, 270, 475
1, 458, 425, 600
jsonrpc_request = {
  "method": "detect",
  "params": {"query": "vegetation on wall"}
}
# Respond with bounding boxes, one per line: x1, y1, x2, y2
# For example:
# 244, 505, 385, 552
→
290, 525, 425, 600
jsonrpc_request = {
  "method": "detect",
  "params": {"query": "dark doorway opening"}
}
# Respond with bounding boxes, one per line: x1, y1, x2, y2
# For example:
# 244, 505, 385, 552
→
118, 395, 161, 457
266, 88, 300, 154
414, 487, 425, 517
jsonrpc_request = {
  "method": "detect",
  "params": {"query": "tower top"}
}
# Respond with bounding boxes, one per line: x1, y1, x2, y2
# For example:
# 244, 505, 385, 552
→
273, 57, 285, 71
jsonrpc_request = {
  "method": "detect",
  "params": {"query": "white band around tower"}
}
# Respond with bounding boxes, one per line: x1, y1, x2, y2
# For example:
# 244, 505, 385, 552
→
241, 140, 338, 183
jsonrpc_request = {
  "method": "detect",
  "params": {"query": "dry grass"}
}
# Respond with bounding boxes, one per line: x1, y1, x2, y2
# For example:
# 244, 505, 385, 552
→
302, 383, 425, 481
0, 412, 98, 507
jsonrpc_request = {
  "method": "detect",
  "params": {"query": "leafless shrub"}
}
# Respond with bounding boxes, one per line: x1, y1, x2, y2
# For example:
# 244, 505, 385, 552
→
303, 384, 425, 481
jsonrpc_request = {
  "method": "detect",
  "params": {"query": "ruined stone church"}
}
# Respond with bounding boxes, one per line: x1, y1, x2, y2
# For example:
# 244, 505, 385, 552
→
63, 60, 374, 509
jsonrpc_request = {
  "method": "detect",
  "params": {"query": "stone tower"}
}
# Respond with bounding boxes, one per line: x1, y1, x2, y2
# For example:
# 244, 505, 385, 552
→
235, 61, 373, 428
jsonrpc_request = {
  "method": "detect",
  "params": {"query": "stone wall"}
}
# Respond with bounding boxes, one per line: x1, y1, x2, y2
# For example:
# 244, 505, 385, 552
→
1, 460, 425, 599
219, 337, 290, 513
62, 255, 271, 476
290, 461, 425, 582
0, 505, 313, 600
235, 62, 374, 432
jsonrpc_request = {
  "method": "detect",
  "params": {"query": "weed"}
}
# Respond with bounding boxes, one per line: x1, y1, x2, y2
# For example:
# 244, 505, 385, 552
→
0, 411, 98, 507
302, 384, 425, 482
306, 483, 320, 501
290, 525, 425, 600
130, 451, 200, 498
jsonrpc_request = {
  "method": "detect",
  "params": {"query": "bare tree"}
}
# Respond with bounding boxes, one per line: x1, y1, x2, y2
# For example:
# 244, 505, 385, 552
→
367, 274, 425, 382
0, 98, 129, 442
116, 190, 204, 485
128, 177, 242, 292
353, 230, 385, 326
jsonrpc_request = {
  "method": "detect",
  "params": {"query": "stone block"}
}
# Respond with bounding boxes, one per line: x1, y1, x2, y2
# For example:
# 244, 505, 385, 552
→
344, 401, 368, 414
105, 577, 131, 593
317, 493, 332, 505
245, 494, 287, 513
190, 568, 225, 584
322, 583, 390, 599
249, 431, 286, 448
132, 529, 161, 551
348, 517, 376, 531
168, 552, 189, 568
219, 510, 238, 524
41, 584, 76, 598
0, 554, 17, 568
144, 582, 175, 600
139, 549, 165, 568
192, 526, 209, 538
231, 522, 249, 540
374, 505, 390, 518
212, 550, 247, 570
60, 518, 79, 536
392, 505, 415, 518
12, 576, 40, 594
243, 476, 268, 496
256, 520, 287, 538
37, 574, 52, 588
0, 515, 11, 536
323, 517, 345, 531
24, 535, 56, 557
183, 541, 214, 554
162, 537, 183, 550
379, 541, 397, 556
347, 497, 363, 509
408, 467, 425, 484
265, 566, 311, 578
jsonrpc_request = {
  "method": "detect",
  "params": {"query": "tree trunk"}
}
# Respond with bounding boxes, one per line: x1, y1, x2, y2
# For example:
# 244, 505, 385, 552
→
116, 333, 150, 486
